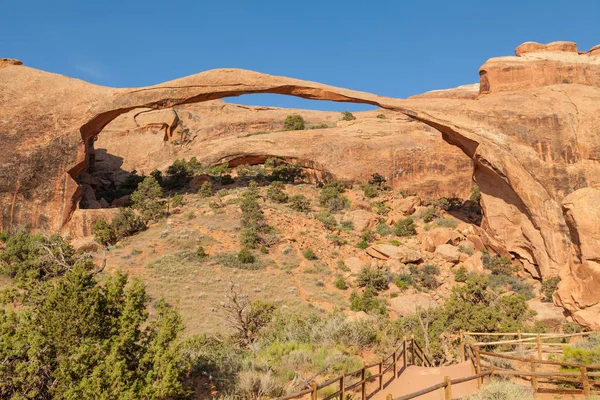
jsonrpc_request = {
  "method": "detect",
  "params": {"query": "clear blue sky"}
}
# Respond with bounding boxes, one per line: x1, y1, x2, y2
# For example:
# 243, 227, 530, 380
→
2, 0, 599, 111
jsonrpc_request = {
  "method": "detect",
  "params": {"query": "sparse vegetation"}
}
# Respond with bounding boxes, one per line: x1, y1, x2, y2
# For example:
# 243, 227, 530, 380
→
93, 208, 146, 246
289, 194, 311, 212
130, 175, 166, 222
376, 114, 386, 119
356, 266, 389, 293
334, 276, 349, 290
303, 248, 318, 260
341, 111, 356, 121
542, 276, 561, 302
283, 114, 305, 131
266, 181, 288, 203
394, 218, 417, 236
199, 180, 213, 197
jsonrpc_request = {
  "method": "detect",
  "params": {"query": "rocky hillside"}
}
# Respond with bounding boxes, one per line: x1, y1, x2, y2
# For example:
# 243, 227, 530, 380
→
1, 41, 600, 328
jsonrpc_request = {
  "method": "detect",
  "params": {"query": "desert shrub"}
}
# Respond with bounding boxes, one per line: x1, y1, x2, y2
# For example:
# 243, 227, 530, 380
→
184, 211, 196, 220
289, 194, 311, 212
563, 321, 584, 334
484, 253, 518, 275
487, 274, 534, 299
215, 253, 265, 271
240, 227, 261, 249
421, 207, 438, 223
266, 181, 288, 203
361, 230, 376, 243
467, 379, 534, 400
415, 264, 440, 289
199, 181, 213, 197
372, 201, 390, 215
238, 247, 255, 264
339, 219, 354, 232
341, 111, 356, 121
376, 222, 393, 236
93, 208, 146, 246
334, 276, 349, 290
350, 288, 386, 315
171, 193, 184, 207
164, 159, 193, 189
269, 163, 303, 183
327, 196, 349, 213
454, 266, 468, 282
327, 234, 346, 246
220, 174, 234, 185
319, 181, 345, 206
433, 218, 458, 229
394, 218, 416, 236
356, 240, 369, 249
196, 245, 208, 258
376, 114, 386, 119
368, 173, 387, 189
470, 185, 481, 203
362, 184, 378, 198
207, 162, 231, 176
130, 175, 166, 222
356, 266, 388, 293
336, 260, 350, 272
111, 207, 146, 239
395, 273, 415, 290
434, 197, 462, 211
542, 276, 561, 302
92, 218, 117, 246
303, 248, 318, 260
283, 114, 305, 131
316, 212, 338, 230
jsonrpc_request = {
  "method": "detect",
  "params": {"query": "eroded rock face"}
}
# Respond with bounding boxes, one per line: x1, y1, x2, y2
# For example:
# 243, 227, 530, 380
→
1, 41, 600, 327
94, 102, 473, 199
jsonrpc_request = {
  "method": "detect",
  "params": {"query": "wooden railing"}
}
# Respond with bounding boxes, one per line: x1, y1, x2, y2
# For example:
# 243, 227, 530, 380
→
275, 336, 432, 400
387, 370, 492, 400
463, 331, 600, 397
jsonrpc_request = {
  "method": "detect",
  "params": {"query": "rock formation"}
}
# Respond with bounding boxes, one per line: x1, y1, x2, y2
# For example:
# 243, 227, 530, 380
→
1, 41, 599, 327
94, 101, 473, 199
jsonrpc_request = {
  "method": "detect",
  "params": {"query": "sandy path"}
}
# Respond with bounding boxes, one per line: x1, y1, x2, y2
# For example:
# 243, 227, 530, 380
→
373, 362, 478, 400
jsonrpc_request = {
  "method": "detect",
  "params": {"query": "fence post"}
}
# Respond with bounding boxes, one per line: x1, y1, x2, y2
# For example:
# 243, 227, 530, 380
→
581, 366, 590, 397
475, 346, 482, 388
393, 350, 398, 378
379, 357, 384, 391
311, 381, 317, 400
529, 355, 538, 396
340, 371, 345, 400
411, 334, 415, 366
536, 333, 542, 360
361, 362, 366, 400
444, 376, 452, 400
403, 336, 407, 368
459, 330, 465, 362
517, 329, 522, 341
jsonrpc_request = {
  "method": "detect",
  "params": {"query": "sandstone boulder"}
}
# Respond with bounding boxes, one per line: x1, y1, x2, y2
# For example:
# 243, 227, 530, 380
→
421, 228, 462, 252
527, 300, 566, 331
367, 244, 422, 264
340, 210, 376, 232
435, 244, 462, 264
463, 251, 485, 273
390, 293, 438, 317
390, 196, 421, 216
344, 257, 366, 275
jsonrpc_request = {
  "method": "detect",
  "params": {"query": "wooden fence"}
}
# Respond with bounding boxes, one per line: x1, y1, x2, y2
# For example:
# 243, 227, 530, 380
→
275, 336, 432, 400
462, 331, 600, 397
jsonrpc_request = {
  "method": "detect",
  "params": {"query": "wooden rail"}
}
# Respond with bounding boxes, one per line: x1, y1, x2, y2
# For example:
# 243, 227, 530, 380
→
275, 337, 432, 400
466, 332, 600, 397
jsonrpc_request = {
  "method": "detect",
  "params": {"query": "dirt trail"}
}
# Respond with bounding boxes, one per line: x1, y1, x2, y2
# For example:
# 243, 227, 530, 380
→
373, 362, 478, 400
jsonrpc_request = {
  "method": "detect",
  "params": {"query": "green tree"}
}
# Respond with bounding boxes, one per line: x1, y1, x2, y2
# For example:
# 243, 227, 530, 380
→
283, 114, 305, 131
199, 181, 213, 198
356, 266, 388, 293
266, 181, 288, 203
131, 176, 166, 222
341, 111, 356, 121
0, 234, 190, 399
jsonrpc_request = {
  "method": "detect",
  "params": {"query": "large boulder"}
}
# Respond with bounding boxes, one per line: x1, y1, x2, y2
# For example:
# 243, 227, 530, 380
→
527, 300, 566, 331
367, 244, 423, 264
340, 210, 376, 232
435, 244, 462, 264
421, 228, 462, 252
390, 293, 439, 317
344, 257, 367, 275
462, 251, 485, 273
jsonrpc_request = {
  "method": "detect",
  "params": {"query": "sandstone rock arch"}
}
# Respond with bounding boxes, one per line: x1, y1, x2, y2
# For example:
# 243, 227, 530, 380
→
1, 42, 600, 327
